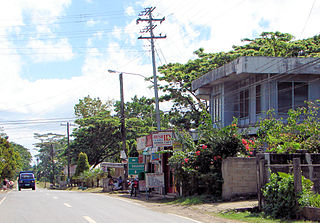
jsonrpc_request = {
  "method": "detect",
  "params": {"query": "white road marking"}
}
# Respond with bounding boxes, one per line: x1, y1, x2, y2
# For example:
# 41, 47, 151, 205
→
53, 196, 58, 199
169, 213, 203, 223
0, 197, 6, 205
83, 216, 96, 223
63, 203, 72, 208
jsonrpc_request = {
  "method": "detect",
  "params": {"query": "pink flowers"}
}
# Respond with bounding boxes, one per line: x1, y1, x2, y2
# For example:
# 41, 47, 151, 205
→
202, 145, 207, 150
242, 138, 256, 156
196, 151, 201, 156
184, 158, 189, 163
242, 139, 248, 145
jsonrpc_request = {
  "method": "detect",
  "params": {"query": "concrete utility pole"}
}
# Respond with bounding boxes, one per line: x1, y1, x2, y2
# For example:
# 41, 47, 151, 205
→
137, 7, 166, 131
108, 70, 128, 189
61, 122, 75, 185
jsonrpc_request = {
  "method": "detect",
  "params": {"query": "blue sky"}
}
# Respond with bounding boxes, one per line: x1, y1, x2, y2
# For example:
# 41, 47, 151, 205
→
0, 0, 319, 162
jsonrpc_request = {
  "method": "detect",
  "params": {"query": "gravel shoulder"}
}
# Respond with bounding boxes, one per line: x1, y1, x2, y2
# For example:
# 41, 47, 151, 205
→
107, 192, 258, 223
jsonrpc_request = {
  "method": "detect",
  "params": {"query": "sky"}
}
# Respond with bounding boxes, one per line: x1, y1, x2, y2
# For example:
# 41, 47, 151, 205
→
0, 0, 319, 162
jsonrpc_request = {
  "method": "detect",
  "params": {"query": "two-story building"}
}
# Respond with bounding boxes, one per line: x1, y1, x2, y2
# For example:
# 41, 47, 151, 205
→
192, 56, 320, 128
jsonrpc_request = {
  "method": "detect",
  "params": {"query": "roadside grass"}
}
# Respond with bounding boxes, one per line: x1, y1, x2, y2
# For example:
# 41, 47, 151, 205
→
217, 210, 312, 223
36, 181, 46, 188
167, 195, 215, 205
66, 187, 103, 193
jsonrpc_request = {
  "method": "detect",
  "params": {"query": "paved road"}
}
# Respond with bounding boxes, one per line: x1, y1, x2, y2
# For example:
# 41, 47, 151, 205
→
0, 189, 199, 223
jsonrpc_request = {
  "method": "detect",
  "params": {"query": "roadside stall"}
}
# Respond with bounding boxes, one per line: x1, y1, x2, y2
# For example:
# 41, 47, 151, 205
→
136, 130, 178, 195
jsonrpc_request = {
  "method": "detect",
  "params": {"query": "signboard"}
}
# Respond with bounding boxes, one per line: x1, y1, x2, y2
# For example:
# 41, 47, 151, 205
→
100, 162, 124, 168
128, 157, 139, 164
152, 132, 173, 147
138, 154, 143, 163
128, 163, 145, 175
139, 180, 146, 191
151, 153, 159, 161
146, 173, 165, 188
120, 150, 127, 159
146, 134, 153, 147
137, 136, 146, 151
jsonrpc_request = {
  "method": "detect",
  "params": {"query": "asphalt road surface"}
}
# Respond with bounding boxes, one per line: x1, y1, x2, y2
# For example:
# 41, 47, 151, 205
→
0, 188, 199, 223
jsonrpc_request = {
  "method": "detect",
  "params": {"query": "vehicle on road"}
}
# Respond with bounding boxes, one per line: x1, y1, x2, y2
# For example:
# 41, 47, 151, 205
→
18, 171, 35, 191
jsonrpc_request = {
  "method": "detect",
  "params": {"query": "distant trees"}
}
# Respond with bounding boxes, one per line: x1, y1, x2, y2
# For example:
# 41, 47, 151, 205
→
34, 133, 66, 184
0, 136, 31, 180
0, 136, 21, 179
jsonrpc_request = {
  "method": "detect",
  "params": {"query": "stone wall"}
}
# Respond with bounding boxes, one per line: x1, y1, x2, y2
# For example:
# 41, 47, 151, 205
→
222, 157, 257, 200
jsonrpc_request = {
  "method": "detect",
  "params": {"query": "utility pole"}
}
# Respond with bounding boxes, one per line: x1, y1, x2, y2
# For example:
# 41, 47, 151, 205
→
137, 7, 166, 131
61, 122, 75, 186
51, 144, 55, 186
108, 70, 128, 189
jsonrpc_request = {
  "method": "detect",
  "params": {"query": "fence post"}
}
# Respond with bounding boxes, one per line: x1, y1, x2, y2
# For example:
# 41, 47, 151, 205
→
293, 158, 302, 194
257, 154, 267, 210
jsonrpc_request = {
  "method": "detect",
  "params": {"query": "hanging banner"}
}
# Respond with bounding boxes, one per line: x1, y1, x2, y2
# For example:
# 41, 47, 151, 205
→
137, 136, 146, 151
152, 132, 173, 147
146, 134, 153, 147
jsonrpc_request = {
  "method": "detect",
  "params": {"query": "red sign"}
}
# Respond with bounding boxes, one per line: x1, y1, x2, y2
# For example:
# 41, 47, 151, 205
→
138, 154, 143, 163
146, 134, 153, 147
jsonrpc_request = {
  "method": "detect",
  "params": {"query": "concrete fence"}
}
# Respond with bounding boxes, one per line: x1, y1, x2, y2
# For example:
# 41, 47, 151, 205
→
221, 157, 257, 200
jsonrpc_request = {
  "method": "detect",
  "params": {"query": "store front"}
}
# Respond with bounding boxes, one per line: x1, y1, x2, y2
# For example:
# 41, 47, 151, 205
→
136, 130, 177, 195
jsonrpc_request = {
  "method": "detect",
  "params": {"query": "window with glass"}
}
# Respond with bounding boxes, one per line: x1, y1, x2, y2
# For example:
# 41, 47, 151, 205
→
256, 85, 261, 114
211, 85, 222, 123
278, 82, 308, 113
212, 94, 221, 123
240, 89, 249, 118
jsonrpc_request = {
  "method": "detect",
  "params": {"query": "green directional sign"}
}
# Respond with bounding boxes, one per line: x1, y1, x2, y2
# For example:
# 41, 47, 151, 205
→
128, 157, 139, 164
128, 160, 144, 175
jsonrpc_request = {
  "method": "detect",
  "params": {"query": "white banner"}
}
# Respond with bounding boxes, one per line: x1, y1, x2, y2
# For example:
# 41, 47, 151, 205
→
137, 136, 146, 151
146, 173, 165, 188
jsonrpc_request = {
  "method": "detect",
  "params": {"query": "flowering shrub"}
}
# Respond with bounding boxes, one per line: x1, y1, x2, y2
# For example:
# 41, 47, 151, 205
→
169, 119, 244, 196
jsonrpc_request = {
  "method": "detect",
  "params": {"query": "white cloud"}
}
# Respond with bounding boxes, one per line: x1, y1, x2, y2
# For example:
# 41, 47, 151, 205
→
125, 6, 135, 16
87, 19, 99, 27
27, 38, 74, 62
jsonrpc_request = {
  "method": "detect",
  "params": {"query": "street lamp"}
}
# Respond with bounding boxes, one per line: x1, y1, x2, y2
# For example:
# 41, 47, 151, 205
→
108, 69, 161, 130
108, 70, 128, 189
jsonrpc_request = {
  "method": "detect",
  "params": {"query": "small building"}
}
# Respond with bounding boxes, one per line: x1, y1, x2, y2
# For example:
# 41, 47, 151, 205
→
136, 130, 177, 195
192, 56, 320, 128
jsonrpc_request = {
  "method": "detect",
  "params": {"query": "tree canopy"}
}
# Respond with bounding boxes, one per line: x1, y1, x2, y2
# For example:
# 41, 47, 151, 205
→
0, 136, 21, 179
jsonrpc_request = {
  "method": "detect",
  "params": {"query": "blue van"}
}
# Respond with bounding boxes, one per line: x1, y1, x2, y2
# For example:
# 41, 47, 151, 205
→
18, 171, 35, 191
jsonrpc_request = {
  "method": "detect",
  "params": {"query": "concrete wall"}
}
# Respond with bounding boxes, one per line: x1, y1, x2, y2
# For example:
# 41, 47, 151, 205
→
222, 157, 257, 200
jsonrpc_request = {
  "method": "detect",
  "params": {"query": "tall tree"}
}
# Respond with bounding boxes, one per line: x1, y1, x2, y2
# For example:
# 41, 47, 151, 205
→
0, 136, 21, 179
113, 95, 170, 156
75, 152, 90, 176
11, 143, 32, 172
74, 95, 113, 118
72, 96, 121, 167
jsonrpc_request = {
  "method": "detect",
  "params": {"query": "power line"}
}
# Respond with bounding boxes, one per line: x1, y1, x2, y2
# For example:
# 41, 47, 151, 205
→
300, 0, 317, 38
